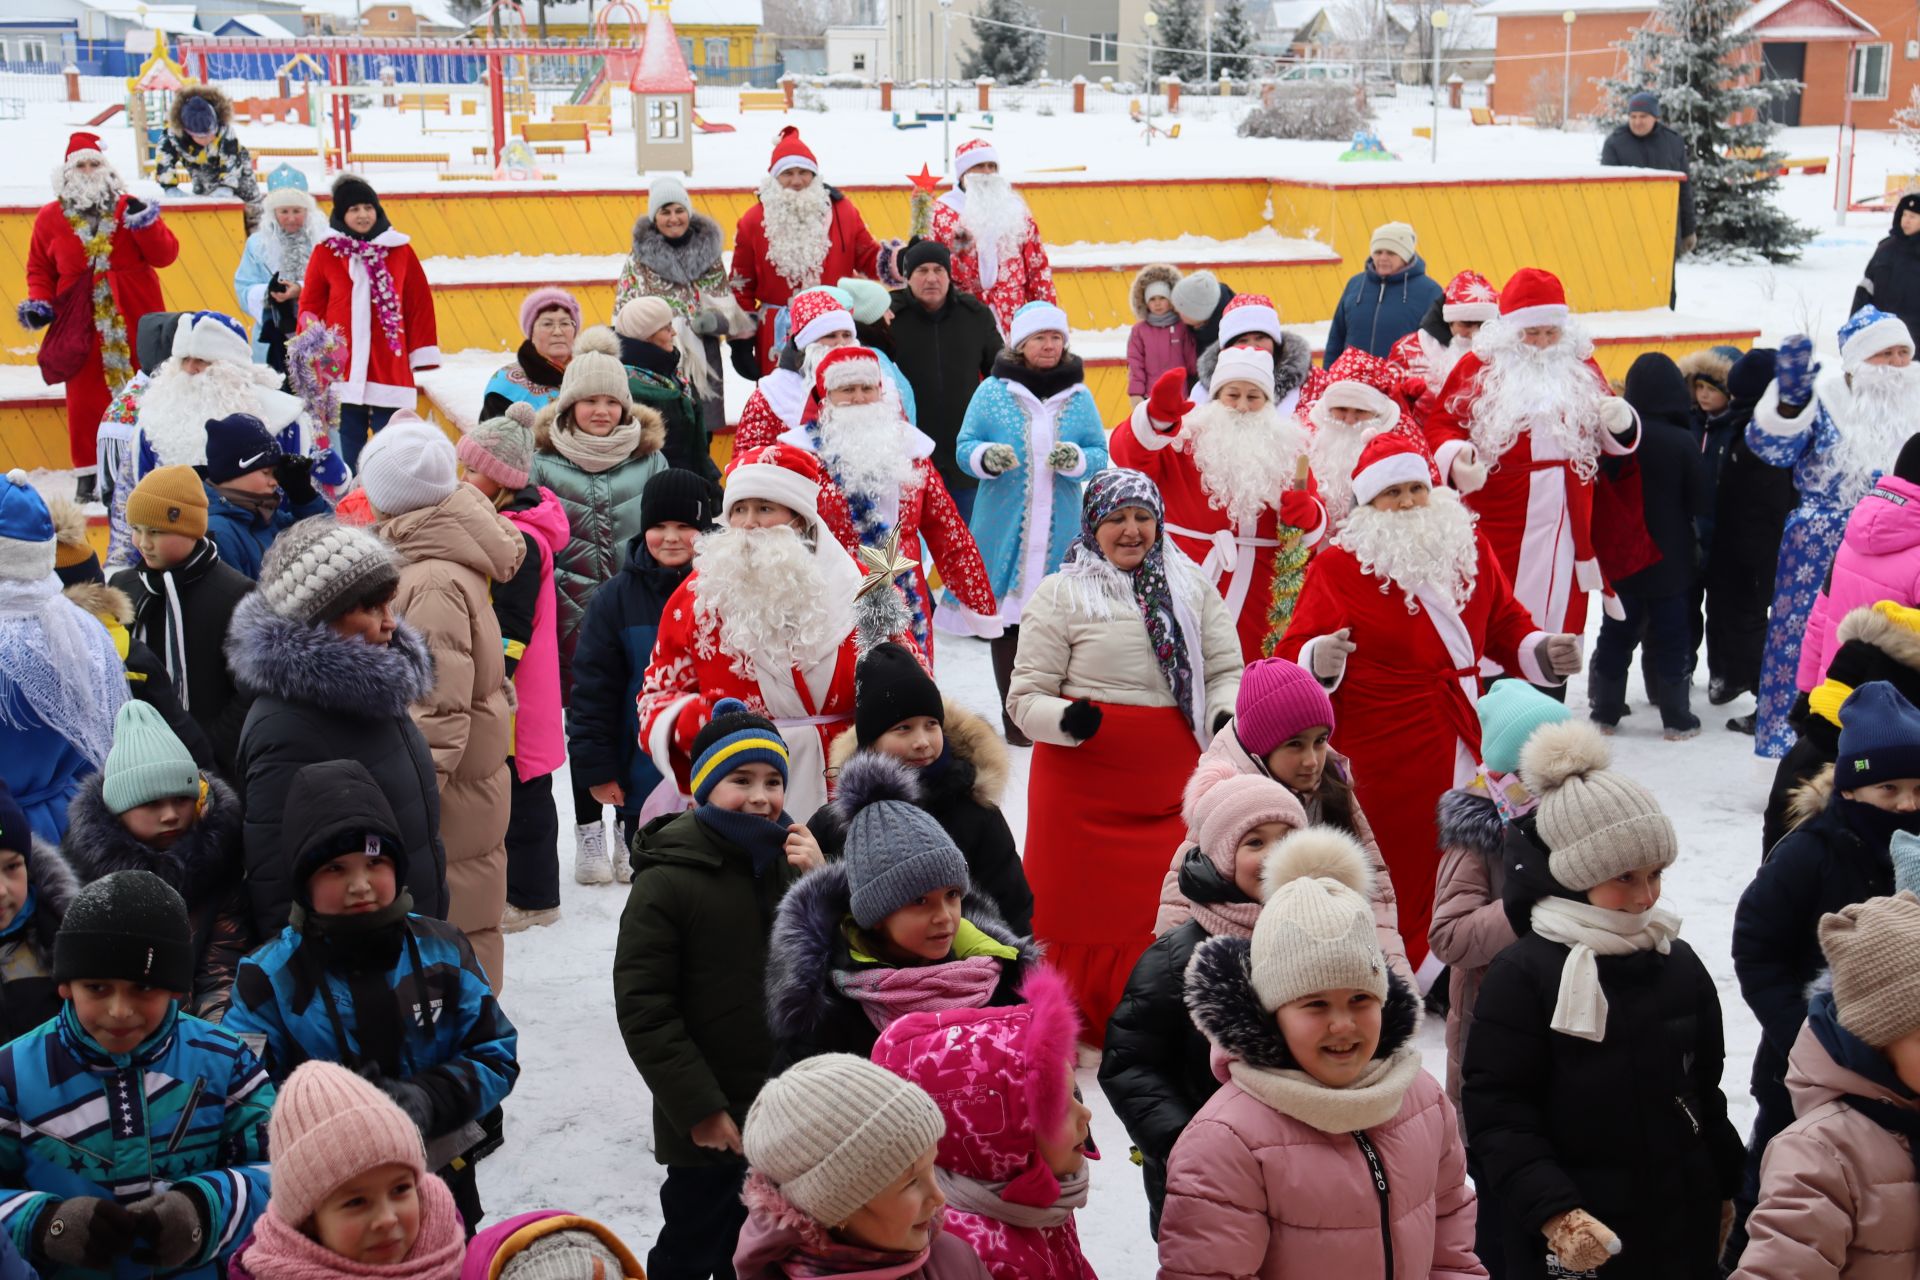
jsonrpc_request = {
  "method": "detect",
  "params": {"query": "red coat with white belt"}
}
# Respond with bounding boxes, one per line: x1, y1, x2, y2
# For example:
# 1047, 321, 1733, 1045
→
729, 192, 882, 375
298, 229, 440, 410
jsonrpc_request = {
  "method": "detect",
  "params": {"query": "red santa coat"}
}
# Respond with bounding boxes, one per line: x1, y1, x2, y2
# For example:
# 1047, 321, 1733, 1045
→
1109, 403, 1323, 663
729, 191, 883, 375
298, 230, 440, 410
1277, 534, 1550, 970
1387, 327, 1458, 428
928, 196, 1057, 338
25, 195, 179, 467
1425, 351, 1636, 642
732, 370, 810, 454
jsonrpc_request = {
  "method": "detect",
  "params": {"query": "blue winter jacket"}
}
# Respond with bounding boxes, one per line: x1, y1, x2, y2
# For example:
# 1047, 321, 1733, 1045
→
1323, 255, 1445, 365
0, 1003, 274, 1280
200, 481, 331, 581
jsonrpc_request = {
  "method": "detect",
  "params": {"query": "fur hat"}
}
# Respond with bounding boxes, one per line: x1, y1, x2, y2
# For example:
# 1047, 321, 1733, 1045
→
1211, 346, 1274, 399
1247, 828, 1385, 1010
834, 754, 971, 929
1172, 269, 1219, 324
1519, 720, 1677, 892
1821, 891, 1920, 1047
722, 444, 825, 529
551, 327, 635, 424
1192, 775, 1308, 885
172, 311, 253, 369
519, 287, 581, 339
1234, 658, 1335, 755
359, 417, 458, 517
268, 1061, 427, 1226
125, 466, 209, 540
458, 404, 536, 491
1009, 301, 1069, 352
1499, 268, 1570, 330
1349, 433, 1430, 508
0, 469, 57, 583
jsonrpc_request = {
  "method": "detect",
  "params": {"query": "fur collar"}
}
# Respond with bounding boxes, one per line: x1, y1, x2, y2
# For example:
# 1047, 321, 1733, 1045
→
1436, 788, 1507, 860
168, 84, 232, 134
224, 593, 436, 716
825, 702, 1008, 809
63, 583, 133, 627
1196, 331, 1313, 400
991, 350, 1087, 402
764, 861, 1034, 1044
1184, 934, 1420, 1071
23, 837, 80, 927
1836, 603, 1920, 671
1130, 263, 1182, 323
63, 772, 242, 906
1788, 764, 1836, 832
533, 402, 668, 461
628, 212, 725, 285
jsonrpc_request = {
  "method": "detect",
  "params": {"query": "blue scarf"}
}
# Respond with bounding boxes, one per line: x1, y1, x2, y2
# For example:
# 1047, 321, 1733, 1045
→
1809, 990, 1920, 1177
694, 805, 794, 877
0, 890, 37, 942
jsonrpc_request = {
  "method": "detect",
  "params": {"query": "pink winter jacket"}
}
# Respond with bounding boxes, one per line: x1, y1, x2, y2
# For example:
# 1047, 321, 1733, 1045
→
1427, 785, 1521, 1132
501, 486, 570, 780
733, 1175, 995, 1280
1128, 320, 1199, 398
1732, 1022, 1920, 1280
1796, 476, 1920, 691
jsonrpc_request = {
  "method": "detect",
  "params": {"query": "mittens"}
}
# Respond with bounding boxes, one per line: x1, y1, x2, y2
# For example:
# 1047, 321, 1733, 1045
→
1145, 368, 1194, 428
690, 308, 728, 337
980, 444, 1018, 476
1060, 698, 1103, 742
16, 300, 53, 331
1450, 451, 1488, 495
35, 1198, 144, 1270
729, 337, 762, 382
1544, 1208, 1620, 1273
1598, 396, 1636, 437
1277, 490, 1322, 533
1046, 443, 1081, 473
378, 1077, 437, 1135
126, 1190, 207, 1271
1774, 334, 1817, 408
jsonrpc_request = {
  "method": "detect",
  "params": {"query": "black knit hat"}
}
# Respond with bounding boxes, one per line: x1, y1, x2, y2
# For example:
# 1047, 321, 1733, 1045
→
203, 413, 281, 484
329, 173, 390, 240
285, 760, 408, 903
900, 239, 952, 277
642, 467, 723, 532
0, 781, 30, 859
53, 870, 193, 992
855, 642, 944, 746
1896, 432, 1920, 485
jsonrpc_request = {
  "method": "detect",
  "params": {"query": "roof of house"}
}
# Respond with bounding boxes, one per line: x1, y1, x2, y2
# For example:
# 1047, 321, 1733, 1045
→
1385, 3, 1498, 46
215, 12, 299, 36
298, 0, 470, 28
1478, 0, 1650, 17
1733, 0, 1876, 39
75, 0, 202, 32
1263, 0, 1328, 35
630, 3, 695, 90
531, 0, 764, 27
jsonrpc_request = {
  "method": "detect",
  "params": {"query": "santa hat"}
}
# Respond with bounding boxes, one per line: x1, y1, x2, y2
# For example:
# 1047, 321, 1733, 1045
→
768, 126, 818, 178
172, 311, 253, 369
790, 289, 855, 350
1316, 348, 1398, 415
1442, 270, 1500, 324
723, 443, 827, 528
815, 345, 884, 396
1350, 433, 1431, 508
1498, 268, 1569, 330
954, 138, 999, 181
1218, 293, 1283, 346
1211, 346, 1275, 399
64, 132, 104, 164
1840, 305, 1914, 373
1008, 301, 1069, 351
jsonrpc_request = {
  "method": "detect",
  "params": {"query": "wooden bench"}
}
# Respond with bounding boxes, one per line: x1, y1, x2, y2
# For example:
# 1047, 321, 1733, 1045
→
343, 150, 450, 171
520, 120, 591, 152
249, 144, 321, 158
553, 103, 612, 133
1469, 106, 1493, 125
396, 92, 451, 112
739, 89, 786, 111
1779, 155, 1827, 175
472, 142, 570, 161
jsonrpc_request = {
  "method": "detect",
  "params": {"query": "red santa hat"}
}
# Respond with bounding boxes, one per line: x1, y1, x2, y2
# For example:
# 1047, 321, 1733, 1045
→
815, 345, 884, 397
1316, 348, 1398, 415
789, 289, 855, 350
1442, 270, 1500, 324
723, 443, 827, 527
1218, 293, 1283, 346
64, 131, 105, 164
1498, 268, 1569, 330
769, 126, 819, 178
1350, 433, 1431, 508
954, 138, 1000, 181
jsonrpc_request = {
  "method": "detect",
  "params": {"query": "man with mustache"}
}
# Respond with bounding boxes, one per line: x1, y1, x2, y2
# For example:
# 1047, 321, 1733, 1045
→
928, 139, 1057, 338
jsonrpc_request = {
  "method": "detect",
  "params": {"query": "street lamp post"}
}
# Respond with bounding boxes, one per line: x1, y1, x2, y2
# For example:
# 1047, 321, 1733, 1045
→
939, 0, 953, 166
1561, 9, 1575, 129
1429, 8, 1448, 162
1144, 9, 1158, 147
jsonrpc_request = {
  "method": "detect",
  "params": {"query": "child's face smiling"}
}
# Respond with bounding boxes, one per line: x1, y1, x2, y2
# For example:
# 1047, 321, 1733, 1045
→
875, 887, 964, 964
837, 1144, 944, 1253
310, 1162, 421, 1265
1276, 987, 1382, 1088
60, 979, 178, 1055
708, 763, 785, 818
875, 716, 943, 769
1263, 725, 1331, 795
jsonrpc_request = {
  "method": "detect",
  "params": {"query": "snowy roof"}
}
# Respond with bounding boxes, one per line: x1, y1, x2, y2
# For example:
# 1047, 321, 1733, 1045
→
1385, 4, 1497, 46
298, 0, 470, 29
215, 12, 299, 36
1477, 0, 1649, 15
631, 5, 694, 91
1733, 0, 1876, 39
1263, 0, 1327, 36
530, 0, 764, 27
75, 0, 201, 32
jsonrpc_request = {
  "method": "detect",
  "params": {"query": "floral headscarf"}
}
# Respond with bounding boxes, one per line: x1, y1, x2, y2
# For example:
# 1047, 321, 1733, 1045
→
1062, 468, 1196, 730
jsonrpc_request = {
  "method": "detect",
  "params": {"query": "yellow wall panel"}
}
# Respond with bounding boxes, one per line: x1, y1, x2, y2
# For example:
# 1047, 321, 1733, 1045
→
0, 400, 71, 469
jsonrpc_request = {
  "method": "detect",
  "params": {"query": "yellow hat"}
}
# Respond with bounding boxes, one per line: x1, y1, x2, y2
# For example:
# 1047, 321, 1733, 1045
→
125, 465, 209, 540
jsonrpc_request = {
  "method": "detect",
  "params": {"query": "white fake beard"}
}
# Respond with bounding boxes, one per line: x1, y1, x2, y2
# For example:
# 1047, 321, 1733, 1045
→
1333, 487, 1480, 612
136, 358, 280, 466
693, 524, 835, 674
270, 220, 315, 282
960, 173, 1030, 262
758, 175, 833, 289
1434, 332, 1473, 382
57, 163, 124, 214
1834, 361, 1920, 494
1307, 401, 1397, 525
818, 398, 916, 504
1460, 318, 1609, 480
1184, 400, 1308, 532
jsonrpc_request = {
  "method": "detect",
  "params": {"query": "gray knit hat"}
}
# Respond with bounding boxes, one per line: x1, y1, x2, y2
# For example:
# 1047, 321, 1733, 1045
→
833, 754, 971, 929
646, 175, 691, 216
101, 701, 200, 815
1248, 827, 1387, 1010
457, 402, 536, 491
257, 517, 401, 625
1519, 720, 1677, 892
551, 326, 636, 423
1821, 891, 1920, 1047
1171, 269, 1219, 324
743, 1053, 945, 1227
359, 415, 459, 517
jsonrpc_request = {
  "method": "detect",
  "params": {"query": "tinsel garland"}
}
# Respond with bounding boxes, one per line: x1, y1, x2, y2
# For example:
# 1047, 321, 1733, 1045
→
287, 316, 344, 451
328, 237, 406, 355
1260, 525, 1311, 658
909, 187, 933, 240
65, 206, 131, 392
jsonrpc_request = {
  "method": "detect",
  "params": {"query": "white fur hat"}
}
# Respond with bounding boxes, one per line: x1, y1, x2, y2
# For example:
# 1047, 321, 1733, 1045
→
172, 311, 252, 369
1211, 346, 1275, 399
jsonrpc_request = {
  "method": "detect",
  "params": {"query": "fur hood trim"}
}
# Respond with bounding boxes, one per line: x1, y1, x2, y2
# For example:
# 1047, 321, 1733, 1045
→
1130, 263, 1183, 322
1678, 347, 1733, 391
825, 701, 1008, 808
1836, 602, 1920, 671
1196, 331, 1313, 400
168, 84, 233, 134
45, 495, 89, 553
224, 592, 436, 716
1788, 764, 1836, 831
764, 861, 1035, 1043
63, 772, 242, 906
1185, 934, 1420, 1069
533, 400, 668, 460
63, 583, 133, 627
24, 837, 81, 924
629, 210, 726, 284
1015, 964, 1082, 1130
1436, 787, 1507, 860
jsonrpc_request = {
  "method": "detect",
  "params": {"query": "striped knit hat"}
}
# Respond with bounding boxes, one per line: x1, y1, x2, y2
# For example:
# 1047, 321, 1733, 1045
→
689, 698, 789, 806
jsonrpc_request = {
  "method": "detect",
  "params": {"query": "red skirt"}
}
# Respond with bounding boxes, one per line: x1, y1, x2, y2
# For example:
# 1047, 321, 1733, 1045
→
1025, 702, 1200, 1046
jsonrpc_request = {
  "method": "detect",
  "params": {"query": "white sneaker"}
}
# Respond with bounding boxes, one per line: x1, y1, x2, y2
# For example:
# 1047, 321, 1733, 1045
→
574, 821, 613, 885
501, 903, 560, 933
613, 836, 634, 884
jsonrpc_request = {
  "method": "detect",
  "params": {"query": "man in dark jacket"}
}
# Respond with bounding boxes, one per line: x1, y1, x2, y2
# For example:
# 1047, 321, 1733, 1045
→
887, 239, 1003, 519
1709, 349, 1797, 733
1323, 222, 1445, 365
1601, 90, 1697, 303
1851, 193, 1920, 347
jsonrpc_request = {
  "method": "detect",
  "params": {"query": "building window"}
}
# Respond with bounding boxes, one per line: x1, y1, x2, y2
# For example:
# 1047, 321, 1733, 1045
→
20, 38, 46, 62
1853, 42, 1892, 99
387, 9, 399, 19
1089, 32, 1118, 63
647, 97, 682, 140
852, 51, 866, 70
705, 37, 729, 67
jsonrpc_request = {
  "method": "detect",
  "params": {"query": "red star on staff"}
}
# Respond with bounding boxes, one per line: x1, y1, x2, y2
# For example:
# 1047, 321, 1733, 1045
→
908, 163, 939, 193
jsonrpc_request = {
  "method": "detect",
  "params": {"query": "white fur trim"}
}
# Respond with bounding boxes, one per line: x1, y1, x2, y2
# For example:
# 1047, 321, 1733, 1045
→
1300, 499, 1328, 546
954, 141, 1000, 178
1433, 439, 1474, 481
1842, 314, 1914, 372
1127, 401, 1181, 451
173, 314, 252, 368
1009, 303, 1070, 352
770, 154, 816, 178
1296, 633, 1346, 692
1219, 303, 1282, 345
1500, 304, 1569, 330
1753, 380, 1812, 436
1515, 629, 1554, 685
1318, 380, 1394, 416
1442, 300, 1499, 323
646, 693, 699, 786
409, 345, 441, 369
793, 308, 855, 351
820, 354, 882, 392
1351, 451, 1430, 507
724, 461, 823, 526
0, 540, 56, 583
1211, 347, 1275, 399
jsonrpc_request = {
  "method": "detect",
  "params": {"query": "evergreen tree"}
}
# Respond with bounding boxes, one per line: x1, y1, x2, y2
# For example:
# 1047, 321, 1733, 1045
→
1139, 0, 1206, 84
1600, 0, 1812, 262
1210, 0, 1256, 81
962, 0, 1048, 82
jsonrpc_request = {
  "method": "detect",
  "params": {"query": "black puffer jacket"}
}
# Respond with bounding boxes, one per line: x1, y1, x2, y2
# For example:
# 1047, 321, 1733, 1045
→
886, 285, 1003, 491
225, 595, 450, 937
1615, 353, 1711, 598
110, 545, 255, 774
0, 838, 80, 1045
1852, 193, 1920, 344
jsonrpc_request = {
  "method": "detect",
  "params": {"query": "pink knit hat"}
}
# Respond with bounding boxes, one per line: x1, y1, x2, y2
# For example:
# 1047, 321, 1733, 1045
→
1191, 775, 1307, 879
519, 286, 582, 339
267, 1061, 427, 1226
1235, 658, 1336, 756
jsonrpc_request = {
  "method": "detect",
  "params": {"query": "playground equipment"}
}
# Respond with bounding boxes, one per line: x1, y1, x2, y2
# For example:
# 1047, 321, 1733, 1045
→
125, 33, 192, 177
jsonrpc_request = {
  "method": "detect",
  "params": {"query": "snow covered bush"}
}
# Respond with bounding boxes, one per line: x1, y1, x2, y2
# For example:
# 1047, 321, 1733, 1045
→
1237, 83, 1371, 140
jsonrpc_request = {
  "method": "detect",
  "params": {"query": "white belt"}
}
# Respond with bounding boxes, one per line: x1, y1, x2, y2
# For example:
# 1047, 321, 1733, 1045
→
771, 713, 845, 729
1165, 521, 1280, 620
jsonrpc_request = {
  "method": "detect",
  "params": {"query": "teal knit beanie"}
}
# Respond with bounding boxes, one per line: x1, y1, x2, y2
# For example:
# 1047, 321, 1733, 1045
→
101, 701, 200, 815
1478, 679, 1572, 776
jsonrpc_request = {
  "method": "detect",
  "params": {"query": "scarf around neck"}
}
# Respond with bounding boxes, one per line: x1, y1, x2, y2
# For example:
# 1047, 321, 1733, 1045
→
1228, 1045, 1425, 1134
694, 804, 794, 877
1528, 896, 1681, 1042
549, 418, 642, 474
241, 1170, 464, 1280
217, 483, 282, 525
1146, 309, 1181, 328
133, 538, 221, 707
327, 235, 404, 355
937, 1164, 1091, 1230
833, 953, 1005, 1031
1182, 848, 1261, 940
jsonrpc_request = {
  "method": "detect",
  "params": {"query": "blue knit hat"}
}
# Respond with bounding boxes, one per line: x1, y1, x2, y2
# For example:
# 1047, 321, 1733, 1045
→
179, 93, 218, 137
203, 413, 281, 485
1626, 90, 1660, 117
689, 698, 789, 806
0, 469, 56, 583
1478, 679, 1572, 776
1837, 681, 1920, 788
1893, 830, 1920, 895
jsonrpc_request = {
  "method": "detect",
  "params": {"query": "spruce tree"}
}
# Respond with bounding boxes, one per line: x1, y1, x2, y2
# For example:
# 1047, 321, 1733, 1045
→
961, 0, 1047, 83
1601, 0, 1813, 262
1140, 0, 1206, 84
1210, 0, 1256, 81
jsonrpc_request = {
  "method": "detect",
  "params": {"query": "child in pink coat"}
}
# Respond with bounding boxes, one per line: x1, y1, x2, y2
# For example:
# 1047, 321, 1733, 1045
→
1127, 264, 1199, 405
873, 966, 1099, 1280
1796, 458, 1920, 692
1157, 827, 1483, 1280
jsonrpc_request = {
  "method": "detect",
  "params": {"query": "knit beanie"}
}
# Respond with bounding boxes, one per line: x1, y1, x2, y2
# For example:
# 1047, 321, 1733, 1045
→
1821, 891, 1920, 1047
359, 418, 458, 517
647, 174, 691, 215
498, 1225, 633, 1280
202, 413, 281, 485
743, 1052, 946, 1228
613, 297, 675, 343
1234, 658, 1335, 756
899, 239, 951, 277
179, 93, 218, 137
53, 869, 194, 992
835, 277, 893, 326
101, 701, 200, 815
834, 754, 972, 928
0, 469, 57, 583
0, 782, 31, 859
1836, 681, 1920, 789
518, 287, 581, 340
854, 643, 943, 747
689, 698, 790, 806
267, 1060, 427, 1226
641, 467, 722, 532
1518, 720, 1677, 892
125, 465, 209, 540
330, 172, 380, 216
1248, 828, 1386, 1010
1897, 432, 1920, 487
1894, 830, 1920, 895
458, 404, 536, 491
1369, 222, 1417, 262
1171, 269, 1219, 324
1192, 775, 1307, 883
551, 327, 635, 422
1477, 679, 1572, 776
1144, 279, 1174, 304
256, 517, 401, 625
1626, 89, 1660, 117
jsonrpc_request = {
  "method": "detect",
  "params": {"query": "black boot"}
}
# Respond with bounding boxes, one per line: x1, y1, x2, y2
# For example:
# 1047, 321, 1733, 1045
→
1727, 712, 1756, 735
1708, 676, 1752, 706
1659, 679, 1702, 740
989, 630, 1030, 747
1587, 672, 1629, 730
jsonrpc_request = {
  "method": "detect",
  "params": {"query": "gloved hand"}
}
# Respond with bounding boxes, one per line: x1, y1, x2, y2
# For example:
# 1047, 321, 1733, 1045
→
16, 299, 53, 331
1540, 633, 1584, 678
1598, 397, 1636, 438
690, 308, 728, 337
1774, 333, 1818, 409
1310, 628, 1356, 683
1450, 450, 1488, 494
1544, 1208, 1621, 1273
672, 700, 708, 757
1278, 490, 1322, 533
1060, 698, 1103, 742
502, 677, 519, 715
1679, 232, 1698, 256
980, 444, 1018, 476
1047, 443, 1081, 473
273, 453, 317, 505
729, 337, 762, 382
34, 1197, 145, 1270
378, 1076, 437, 1135
1399, 373, 1427, 405
1145, 368, 1194, 429
124, 195, 149, 215
126, 1191, 207, 1271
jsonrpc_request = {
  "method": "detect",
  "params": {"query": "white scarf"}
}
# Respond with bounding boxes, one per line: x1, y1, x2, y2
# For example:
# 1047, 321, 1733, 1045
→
936, 1166, 1091, 1230
1528, 897, 1682, 1042
1225, 1046, 1425, 1134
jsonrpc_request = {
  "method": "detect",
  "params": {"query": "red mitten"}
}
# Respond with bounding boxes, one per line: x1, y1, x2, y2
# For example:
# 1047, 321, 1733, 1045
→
671, 699, 709, 759
1146, 368, 1194, 428
1399, 373, 1427, 405
1278, 490, 1324, 534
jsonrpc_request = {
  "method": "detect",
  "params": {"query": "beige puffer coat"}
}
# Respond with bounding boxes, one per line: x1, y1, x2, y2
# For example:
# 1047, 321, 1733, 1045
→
380, 485, 527, 993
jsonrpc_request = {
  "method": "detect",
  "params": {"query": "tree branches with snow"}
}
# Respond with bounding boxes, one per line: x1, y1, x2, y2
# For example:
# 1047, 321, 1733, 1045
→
962, 0, 1048, 83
